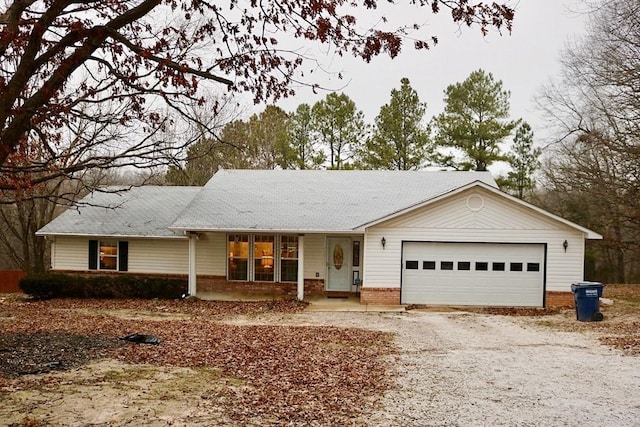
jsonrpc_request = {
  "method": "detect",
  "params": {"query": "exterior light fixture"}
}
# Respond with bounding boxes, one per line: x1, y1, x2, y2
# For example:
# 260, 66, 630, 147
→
381, 237, 386, 249
563, 240, 568, 252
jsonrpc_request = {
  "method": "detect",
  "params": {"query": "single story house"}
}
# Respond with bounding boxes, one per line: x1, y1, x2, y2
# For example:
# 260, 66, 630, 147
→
37, 169, 602, 307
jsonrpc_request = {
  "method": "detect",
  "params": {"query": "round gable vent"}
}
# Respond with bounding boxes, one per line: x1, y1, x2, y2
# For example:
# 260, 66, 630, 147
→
466, 194, 485, 211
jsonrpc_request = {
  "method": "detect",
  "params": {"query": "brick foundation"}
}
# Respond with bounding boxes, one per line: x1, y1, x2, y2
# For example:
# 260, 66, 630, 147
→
304, 279, 326, 296
196, 275, 326, 298
546, 291, 574, 308
360, 287, 401, 305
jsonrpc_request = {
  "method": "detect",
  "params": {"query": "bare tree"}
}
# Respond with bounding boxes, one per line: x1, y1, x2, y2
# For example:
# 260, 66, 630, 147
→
0, 0, 514, 190
536, 0, 640, 282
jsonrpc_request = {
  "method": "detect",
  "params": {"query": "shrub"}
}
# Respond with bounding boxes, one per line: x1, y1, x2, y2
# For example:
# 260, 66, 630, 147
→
20, 273, 187, 299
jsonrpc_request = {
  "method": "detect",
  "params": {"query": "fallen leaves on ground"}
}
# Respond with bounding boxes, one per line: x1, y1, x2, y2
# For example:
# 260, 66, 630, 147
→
0, 298, 393, 425
532, 284, 640, 355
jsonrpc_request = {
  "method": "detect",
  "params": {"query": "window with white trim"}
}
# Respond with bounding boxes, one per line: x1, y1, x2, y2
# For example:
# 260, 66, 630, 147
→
254, 235, 275, 282
228, 234, 249, 281
227, 234, 299, 282
99, 241, 118, 270
280, 235, 298, 282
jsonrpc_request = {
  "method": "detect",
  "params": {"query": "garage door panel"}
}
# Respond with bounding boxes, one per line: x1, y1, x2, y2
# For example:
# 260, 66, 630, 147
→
401, 242, 544, 307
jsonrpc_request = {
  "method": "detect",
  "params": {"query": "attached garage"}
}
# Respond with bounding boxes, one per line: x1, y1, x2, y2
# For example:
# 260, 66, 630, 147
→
401, 242, 546, 306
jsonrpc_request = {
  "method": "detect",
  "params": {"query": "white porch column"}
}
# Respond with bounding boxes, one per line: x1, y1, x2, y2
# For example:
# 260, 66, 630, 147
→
188, 233, 197, 296
297, 234, 305, 301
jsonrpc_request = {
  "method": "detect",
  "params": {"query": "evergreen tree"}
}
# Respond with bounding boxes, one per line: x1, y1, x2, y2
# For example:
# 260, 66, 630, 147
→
433, 69, 519, 171
360, 78, 431, 170
287, 104, 325, 169
498, 122, 541, 199
311, 93, 367, 170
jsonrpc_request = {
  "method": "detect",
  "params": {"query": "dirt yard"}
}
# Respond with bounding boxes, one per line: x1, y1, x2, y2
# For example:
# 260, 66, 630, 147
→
1, 285, 639, 426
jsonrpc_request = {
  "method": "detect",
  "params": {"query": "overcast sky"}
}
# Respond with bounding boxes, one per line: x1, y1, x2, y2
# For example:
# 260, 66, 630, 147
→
240, 1, 589, 147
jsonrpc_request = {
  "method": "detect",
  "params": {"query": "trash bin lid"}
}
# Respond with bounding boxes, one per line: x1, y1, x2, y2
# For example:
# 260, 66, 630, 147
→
571, 281, 604, 288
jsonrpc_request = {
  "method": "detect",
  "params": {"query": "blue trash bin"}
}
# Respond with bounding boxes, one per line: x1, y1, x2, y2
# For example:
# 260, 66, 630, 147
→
571, 282, 605, 322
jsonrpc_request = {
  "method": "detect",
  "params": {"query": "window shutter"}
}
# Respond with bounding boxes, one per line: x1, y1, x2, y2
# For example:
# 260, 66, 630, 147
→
118, 241, 129, 272
88, 240, 98, 270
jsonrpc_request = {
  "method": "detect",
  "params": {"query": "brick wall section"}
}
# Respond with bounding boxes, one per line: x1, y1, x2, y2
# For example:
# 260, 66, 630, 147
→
360, 287, 401, 305
304, 279, 325, 296
197, 276, 327, 298
546, 291, 575, 308
197, 275, 295, 297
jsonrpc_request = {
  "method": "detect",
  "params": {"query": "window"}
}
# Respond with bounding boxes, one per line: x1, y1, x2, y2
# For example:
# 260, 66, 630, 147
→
475, 262, 488, 271
280, 235, 298, 282
423, 261, 436, 270
441, 261, 454, 270
228, 234, 249, 281
89, 240, 127, 271
492, 262, 505, 271
406, 260, 419, 269
510, 262, 523, 272
254, 235, 275, 282
527, 262, 540, 272
228, 234, 300, 282
99, 241, 118, 270
458, 262, 471, 271
352, 241, 360, 267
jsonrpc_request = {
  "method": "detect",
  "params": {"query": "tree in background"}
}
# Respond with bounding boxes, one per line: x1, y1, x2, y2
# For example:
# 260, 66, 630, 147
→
165, 137, 246, 186
245, 106, 291, 170
166, 105, 291, 184
360, 78, 432, 170
433, 69, 519, 171
536, 0, 640, 282
0, 0, 515, 191
287, 104, 325, 170
497, 122, 541, 199
312, 93, 367, 170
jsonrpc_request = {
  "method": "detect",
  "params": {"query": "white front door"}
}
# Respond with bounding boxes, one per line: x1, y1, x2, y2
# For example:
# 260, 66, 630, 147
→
327, 237, 351, 291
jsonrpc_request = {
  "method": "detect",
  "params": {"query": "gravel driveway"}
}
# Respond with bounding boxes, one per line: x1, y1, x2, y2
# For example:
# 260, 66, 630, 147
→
262, 310, 640, 426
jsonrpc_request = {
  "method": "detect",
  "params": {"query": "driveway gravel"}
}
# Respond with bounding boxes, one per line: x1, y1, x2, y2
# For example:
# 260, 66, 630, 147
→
260, 310, 640, 426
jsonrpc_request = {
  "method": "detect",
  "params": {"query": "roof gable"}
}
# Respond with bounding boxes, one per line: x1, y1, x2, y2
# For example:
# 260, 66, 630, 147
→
361, 181, 602, 239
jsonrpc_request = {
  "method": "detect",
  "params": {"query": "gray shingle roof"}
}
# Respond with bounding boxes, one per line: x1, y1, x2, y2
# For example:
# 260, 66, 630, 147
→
37, 186, 202, 238
170, 169, 497, 232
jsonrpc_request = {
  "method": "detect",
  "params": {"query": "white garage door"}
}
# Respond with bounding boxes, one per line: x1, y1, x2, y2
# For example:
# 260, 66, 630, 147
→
401, 242, 545, 307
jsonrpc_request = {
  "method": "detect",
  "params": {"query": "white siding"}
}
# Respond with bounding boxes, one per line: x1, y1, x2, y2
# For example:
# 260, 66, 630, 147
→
363, 188, 586, 293
303, 234, 326, 279
196, 232, 226, 275
52, 236, 191, 275
128, 239, 188, 274
53, 236, 89, 270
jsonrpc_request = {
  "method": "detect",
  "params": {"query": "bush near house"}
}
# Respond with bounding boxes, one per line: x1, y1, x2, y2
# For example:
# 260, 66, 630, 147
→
19, 273, 187, 300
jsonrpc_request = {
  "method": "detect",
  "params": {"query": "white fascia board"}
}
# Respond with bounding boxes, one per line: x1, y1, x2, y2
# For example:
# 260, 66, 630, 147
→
357, 181, 603, 240
169, 226, 364, 235
35, 231, 188, 240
